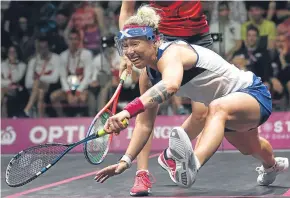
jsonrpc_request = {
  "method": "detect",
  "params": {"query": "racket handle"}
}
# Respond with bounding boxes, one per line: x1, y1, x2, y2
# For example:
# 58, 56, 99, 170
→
97, 118, 129, 137
120, 70, 127, 82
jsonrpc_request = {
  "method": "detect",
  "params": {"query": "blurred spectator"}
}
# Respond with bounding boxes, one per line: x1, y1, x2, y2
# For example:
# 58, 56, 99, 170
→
277, 17, 290, 36
36, 19, 68, 55
64, 1, 106, 55
170, 96, 188, 115
210, 1, 242, 60
1, 13, 12, 60
23, 36, 60, 117
274, 34, 290, 72
90, 46, 117, 112
267, 1, 290, 25
50, 29, 93, 117
1, 45, 27, 117
210, 1, 247, 24
55, 9, 70, 38
242, 2, 276, 50
232, 25, 284, 99
90, 45, 141, 111
273, 33, 290, 107
10, 15, 35, 62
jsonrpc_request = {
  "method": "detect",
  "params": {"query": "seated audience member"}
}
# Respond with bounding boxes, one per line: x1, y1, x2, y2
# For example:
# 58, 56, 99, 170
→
242, 2, 276, 50
10, 15, 35, 63
90, 46, 118, 111
50, 29, 93, 117
23, 36, 60, 117
210, 1, 247, 24
162, 96, 188, 115
55, 9, 69, 38
277, 18, 290, 36
90, 46, 141, 111
267, 1, 290, 25
232, 25, 283, 99
210, 1, 242, 60
272, 33, 290, 107
64, 1, 106, 54
1, 45, 26, 117
82, 7, 102, 56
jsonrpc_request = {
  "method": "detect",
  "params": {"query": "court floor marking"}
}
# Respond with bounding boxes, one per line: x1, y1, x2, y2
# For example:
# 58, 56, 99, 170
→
5, 153, 160, 198
283, 189, 290, 196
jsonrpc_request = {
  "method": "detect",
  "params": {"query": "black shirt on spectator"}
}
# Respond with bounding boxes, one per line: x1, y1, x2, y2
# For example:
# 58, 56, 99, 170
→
233, 45, 273, 82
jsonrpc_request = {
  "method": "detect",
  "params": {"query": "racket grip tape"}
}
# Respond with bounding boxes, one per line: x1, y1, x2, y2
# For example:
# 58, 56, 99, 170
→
120, 70, 127, 82
97, 118, 129, 137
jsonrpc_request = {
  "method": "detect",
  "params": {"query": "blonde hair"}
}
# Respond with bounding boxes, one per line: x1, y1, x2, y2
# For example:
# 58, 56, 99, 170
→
124, 5, 161, 29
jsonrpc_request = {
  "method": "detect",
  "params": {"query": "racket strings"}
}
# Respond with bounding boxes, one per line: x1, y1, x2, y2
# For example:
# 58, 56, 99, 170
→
6, 145, 67, 186
86, 111, 111, 164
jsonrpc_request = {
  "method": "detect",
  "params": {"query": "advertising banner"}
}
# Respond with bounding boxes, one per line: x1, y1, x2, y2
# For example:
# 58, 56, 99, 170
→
1, 112, 290, 154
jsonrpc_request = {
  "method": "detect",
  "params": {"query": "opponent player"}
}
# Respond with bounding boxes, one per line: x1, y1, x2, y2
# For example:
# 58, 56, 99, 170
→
118, 1, 212, 195
95, 5, 289, 189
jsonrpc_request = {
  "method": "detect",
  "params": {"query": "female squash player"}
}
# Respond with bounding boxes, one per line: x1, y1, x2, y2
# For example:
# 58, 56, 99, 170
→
118, 1, 212, 196
95, 5, 289, 191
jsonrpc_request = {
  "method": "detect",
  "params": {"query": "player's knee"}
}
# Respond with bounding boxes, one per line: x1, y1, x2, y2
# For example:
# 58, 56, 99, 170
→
208, 100, 228, 119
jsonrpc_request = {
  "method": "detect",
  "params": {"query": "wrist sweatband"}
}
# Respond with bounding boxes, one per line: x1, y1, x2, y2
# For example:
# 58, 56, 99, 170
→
119, 154, 132, 168
124, 97, 145, 117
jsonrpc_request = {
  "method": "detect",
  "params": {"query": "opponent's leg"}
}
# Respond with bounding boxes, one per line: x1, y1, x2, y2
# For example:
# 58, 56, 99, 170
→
225, 130, 289, 185
183, 101, 208, 140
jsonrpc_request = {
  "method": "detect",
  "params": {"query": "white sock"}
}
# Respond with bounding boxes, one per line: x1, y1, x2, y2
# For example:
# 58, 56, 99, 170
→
194, 153, 201, 170
166, 148, 173, 158
136, 169, 149, 175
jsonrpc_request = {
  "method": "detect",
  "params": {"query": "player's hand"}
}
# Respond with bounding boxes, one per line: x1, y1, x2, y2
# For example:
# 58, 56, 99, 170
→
94, 161, 128, 183
119, 56, 133, 77
104, 110, 130, 134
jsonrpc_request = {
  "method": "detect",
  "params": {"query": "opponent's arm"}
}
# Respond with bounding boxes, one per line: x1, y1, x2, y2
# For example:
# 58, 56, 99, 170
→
118, 1, 136, 77
119, 1, 136, 29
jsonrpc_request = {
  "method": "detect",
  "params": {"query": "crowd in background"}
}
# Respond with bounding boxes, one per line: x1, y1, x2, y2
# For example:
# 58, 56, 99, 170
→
1, 1, 290, 118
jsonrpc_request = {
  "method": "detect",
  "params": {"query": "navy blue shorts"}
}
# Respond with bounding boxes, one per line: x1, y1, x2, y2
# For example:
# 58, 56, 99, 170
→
225, 74, 272, 132
238, 74, 272, 125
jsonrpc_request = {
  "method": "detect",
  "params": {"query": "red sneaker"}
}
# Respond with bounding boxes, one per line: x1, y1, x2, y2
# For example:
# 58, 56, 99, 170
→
158, 149, 177, 183
130, 170, 155, 196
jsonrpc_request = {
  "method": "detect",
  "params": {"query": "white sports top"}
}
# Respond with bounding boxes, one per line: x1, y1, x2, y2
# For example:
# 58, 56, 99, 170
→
146, 41, 254, 105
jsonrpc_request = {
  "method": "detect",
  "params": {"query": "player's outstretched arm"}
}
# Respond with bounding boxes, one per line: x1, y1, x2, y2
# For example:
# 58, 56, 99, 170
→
94, 68, 158, 182
123, 68, 159, 162
139, 46, 184, 109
